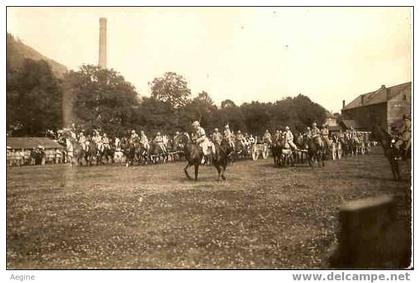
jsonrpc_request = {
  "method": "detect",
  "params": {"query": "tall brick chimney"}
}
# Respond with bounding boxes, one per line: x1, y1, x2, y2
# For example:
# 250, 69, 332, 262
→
342, 100, 346, 109
99, 17, 107, 68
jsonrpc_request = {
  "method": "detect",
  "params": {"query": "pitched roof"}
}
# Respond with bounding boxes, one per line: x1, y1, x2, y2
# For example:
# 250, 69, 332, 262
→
343, 82, 411, 110
7, 137, 64, 149
339, 120, 362, 130
328, 125, 342, 132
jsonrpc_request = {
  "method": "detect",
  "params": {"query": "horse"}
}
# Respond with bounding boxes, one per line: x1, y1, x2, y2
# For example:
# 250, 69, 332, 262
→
120, 137, 136, 166
233, 140, 248, 160
213, 139, 233, 181
183, 138, 204, 181
150, 141, 168, 163
271, 136, 283, 166
295, 133, 309, 164
272, 135, 295, 167
85, 142, 99, 166
305, 135, 325, 167
183, 134, 231, 181
70, 140, 85, 166
371, 125, 401, 181
97, 144, 114, 165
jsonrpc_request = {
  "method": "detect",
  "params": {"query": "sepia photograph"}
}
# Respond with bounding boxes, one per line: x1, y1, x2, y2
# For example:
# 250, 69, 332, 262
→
5, 6, 413, 272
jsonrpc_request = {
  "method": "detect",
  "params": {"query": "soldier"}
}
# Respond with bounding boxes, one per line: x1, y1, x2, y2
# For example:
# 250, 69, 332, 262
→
79, 131, 87, 151
173, 131, 181, 142
236, 130, 246, 148
321, 124, 331, 148
7, 146, 12, 166
130, 130, 139, 143
114, 136, 121, 151
274, 130, 282, 142
310, 122, 320, 139
191, 121, 214, 164
212, 128, 223, 145
305, 126, 312, 138
154, 132, 167, 154
263, 129, 272, 144
248, 134, 256, 145
92, 130, 103, 151
102, 133, 111, 150
140, 130, 150, 150
349, 127, 359, 143
284, 126, 297, 150
395, 114, 411, 154
223, 124, 235, 148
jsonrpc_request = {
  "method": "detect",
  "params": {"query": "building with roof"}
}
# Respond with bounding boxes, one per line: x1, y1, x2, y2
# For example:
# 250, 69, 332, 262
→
341, 82, 411, 131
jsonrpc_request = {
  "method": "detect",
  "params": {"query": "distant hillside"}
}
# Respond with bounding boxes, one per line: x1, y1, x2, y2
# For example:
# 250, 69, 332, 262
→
7, 33, 68, 78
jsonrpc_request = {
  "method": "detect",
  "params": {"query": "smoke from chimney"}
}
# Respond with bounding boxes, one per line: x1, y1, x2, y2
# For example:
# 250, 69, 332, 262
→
99, 17, 107, 68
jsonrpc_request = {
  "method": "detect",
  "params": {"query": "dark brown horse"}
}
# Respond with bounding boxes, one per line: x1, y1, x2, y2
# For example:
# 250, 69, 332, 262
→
183, 139, 204, 181
305, 135, 325, 167
183, 134, 232, 181
213, 139, 233, 181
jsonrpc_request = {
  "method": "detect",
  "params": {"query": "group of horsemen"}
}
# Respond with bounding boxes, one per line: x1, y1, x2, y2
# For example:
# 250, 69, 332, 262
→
60, 112, 411, 164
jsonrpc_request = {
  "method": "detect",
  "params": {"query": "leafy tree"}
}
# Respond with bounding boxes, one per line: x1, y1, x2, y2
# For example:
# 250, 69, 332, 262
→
7, 59, 63, 136
63, 65, 139, 136
149, 72, 191, 109
221, 99, 236, 109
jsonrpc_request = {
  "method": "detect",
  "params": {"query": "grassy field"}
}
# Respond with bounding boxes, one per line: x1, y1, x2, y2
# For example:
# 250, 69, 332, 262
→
7, 147, 411, 269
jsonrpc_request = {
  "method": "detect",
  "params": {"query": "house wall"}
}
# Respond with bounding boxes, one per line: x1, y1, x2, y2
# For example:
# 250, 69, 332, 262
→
325, 117, 337, 127
342, 103, 388, 130
387, 87, 411, 131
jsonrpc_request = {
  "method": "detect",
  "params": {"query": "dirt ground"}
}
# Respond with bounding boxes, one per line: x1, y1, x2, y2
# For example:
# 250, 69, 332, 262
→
6, 147, 412, 269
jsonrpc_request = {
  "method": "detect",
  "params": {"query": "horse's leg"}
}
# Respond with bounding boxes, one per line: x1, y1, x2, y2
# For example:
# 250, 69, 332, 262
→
184, 162, 193, 180
194, 163, 199, 181
221, 163, 227, 180
215, 163, 221, 181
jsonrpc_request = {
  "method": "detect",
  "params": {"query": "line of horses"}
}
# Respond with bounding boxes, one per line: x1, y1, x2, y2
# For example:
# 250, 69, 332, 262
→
64, 126, 409, 182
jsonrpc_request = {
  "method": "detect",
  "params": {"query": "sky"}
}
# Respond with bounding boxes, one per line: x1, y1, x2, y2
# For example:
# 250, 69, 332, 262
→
7, 7, 412, 113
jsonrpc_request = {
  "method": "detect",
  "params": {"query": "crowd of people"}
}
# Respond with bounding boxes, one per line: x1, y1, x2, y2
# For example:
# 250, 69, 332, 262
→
6, 114, 411, 166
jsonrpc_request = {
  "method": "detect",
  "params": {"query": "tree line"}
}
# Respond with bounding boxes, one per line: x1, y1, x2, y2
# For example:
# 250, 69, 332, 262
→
7, 59, 327, 137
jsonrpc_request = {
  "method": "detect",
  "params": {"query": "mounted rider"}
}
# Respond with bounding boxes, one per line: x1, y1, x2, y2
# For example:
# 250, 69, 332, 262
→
102, 133, 111, 150
223, 124, 235, 148
320, 124, 331, 148
284, 126, 297, 151
78, 131, 87, 151
248, 134, 256, 145
114, 136, 121, 151
212, 128, 223, 145
191, 121, 214, 164
140, 130, 150, 150
395, 114, 411, 154
273, 130, 281, 142
263, 129, 272, 144
92, 130, 104, 151
154, 132, 167, 154
310, 122, 320, 137
349, 127, 359, 143
130, 129, 139, 143
236, 130, 246, 148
